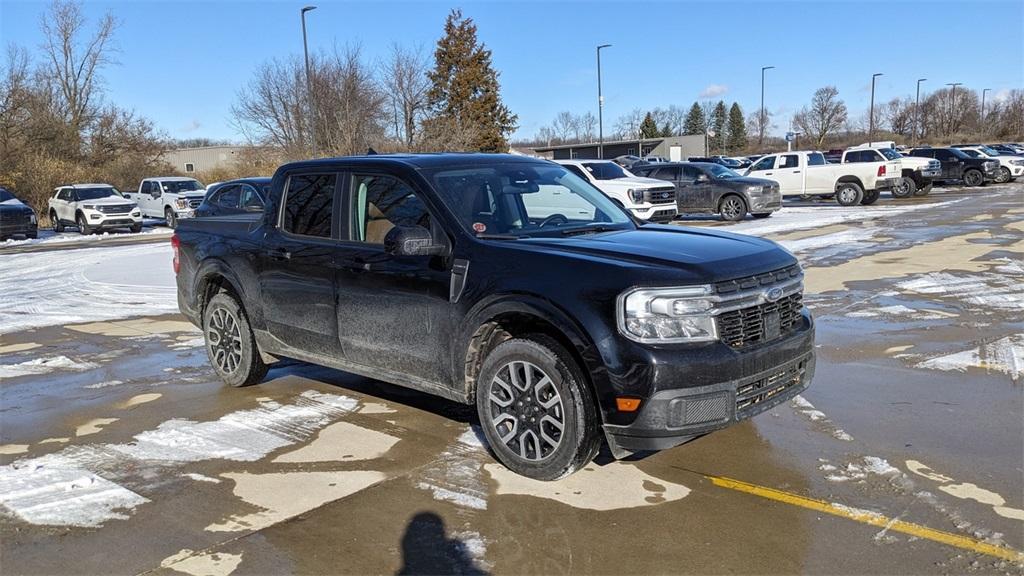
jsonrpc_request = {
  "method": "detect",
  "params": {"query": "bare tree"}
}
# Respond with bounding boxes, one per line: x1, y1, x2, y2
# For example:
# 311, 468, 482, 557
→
577, 111, 596, 142
552, 110, 576, 141
39, 0, 117, 141
792, 86, 847, 148
922, 87, 979, 138
989, 90, 1024, 138
882, 97, 914, 138
231, 56, 309, 156
613, 108, 644, 139
380, 43, 429, 149
751, 108, 772, 148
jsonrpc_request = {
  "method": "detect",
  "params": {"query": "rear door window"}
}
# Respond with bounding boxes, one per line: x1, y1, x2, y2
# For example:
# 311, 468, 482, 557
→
215, 185, 241, 209
779, 155, 799, 169
750, 156, 775, 171
282, 174, 337, 239
807, 153, 826, 166
240, 184, 263, 209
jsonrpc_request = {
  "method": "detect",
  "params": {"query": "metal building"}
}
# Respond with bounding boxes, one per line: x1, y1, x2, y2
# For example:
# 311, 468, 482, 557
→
533, 135, 707, 161
161, 146, 244, 174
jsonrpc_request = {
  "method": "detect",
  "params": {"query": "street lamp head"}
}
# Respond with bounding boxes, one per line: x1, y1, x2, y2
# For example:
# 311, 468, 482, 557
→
598, 44, 611, 50
302, 5, 317, 13
873, 73, 883, 78
762, 65, 775, 71
918, 78, 927, 83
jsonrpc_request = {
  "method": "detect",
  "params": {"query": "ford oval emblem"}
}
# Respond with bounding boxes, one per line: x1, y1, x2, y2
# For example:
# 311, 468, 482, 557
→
765, 287, 784, 302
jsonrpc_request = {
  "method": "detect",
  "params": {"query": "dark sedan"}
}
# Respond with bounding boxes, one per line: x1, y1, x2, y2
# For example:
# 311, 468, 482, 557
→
195, 177, 270, 217
632, 162, 781, 221
0, 187, 38, 240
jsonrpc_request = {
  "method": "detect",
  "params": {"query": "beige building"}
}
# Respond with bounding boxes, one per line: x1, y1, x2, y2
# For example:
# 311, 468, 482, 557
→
161, 145, 245, 174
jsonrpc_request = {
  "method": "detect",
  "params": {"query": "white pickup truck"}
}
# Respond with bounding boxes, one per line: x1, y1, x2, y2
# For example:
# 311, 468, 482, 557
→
555, 160, 677, 221
849, 142, 941, 197
124, 177, 207, 228
745, 150, 900, 206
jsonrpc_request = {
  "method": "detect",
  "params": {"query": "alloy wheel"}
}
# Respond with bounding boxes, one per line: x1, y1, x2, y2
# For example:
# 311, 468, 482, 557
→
721, 197, 744, 220
964, 171, 983, 186
487, 360, 565, 462
207, 307, 243, 374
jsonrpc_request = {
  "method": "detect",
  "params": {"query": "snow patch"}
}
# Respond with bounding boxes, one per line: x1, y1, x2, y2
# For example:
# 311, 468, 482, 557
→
896, 271, 1024, 312
416, 427, 489, 510
0, 355, 98, 378
914, 334, 1024, 381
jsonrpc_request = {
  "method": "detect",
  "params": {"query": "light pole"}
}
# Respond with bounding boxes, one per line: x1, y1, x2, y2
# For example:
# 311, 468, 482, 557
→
869, 72, 883, 143
915, 78, 926, 145
301, 5, 317, 157
981, 87, 991, 128
596, 44, 611, 159
947, 82, 962, 135
759, 66, 774, 148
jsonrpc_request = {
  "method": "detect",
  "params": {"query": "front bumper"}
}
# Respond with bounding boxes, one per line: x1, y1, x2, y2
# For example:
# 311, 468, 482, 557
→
749, 194, 782, 212
632, 206, 677, 222
0, 220, 37, 236
603, 310, 815, 453
919, 167, 940, 179
87, 213, 143, 229
1009, 165, 1024, 177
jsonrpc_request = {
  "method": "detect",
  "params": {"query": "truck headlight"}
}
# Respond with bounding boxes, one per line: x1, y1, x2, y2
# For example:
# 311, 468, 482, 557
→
1012, 159, 1024, 166
618, 286, 718, 343
746, 185, 763, 194
175, 198, 189, 209
628, 189, 644, 203
82, 204, 96, 210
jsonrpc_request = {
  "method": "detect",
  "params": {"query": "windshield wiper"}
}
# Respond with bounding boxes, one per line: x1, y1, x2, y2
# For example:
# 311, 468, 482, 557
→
475, 233, 523, 240
560, 225, 618, 236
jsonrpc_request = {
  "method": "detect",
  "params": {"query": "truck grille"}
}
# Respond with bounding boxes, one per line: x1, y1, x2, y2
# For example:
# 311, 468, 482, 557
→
717, 292, 803, 348
644, 187, 676, 205
97, 204, 135, 214
713, 264, 802, 295
928, 160, 940, 171
735, 358, 809, 415
188, 198, 203, 209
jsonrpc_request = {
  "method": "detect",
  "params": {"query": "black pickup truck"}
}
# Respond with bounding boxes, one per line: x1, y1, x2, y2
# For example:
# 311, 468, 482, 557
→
173, 154, 814, 480
908, 147, 999, 187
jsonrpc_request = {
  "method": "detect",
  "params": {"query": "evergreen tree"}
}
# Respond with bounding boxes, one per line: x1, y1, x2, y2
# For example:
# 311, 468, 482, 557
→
683, 102, 706, 135
727, 102, 747, 152
640, 112, 659, 138
660, 122, 673, 137
422, 9, 517, 152
710, 100, 727, 153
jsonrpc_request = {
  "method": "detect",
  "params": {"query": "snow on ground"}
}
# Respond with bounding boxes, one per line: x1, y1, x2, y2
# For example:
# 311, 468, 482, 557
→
0, 224, 170, 248
896, 270, 1024, 312
0, 355, 99, 379
0, 243, 177, 335
913, 334, 1024, 381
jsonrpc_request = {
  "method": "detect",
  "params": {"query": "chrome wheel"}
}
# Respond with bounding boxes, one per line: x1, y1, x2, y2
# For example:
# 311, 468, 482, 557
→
207, 307, 242, 374
720, 197, 745, 221
487, 360, 565, 462
996, 167, 1011, 184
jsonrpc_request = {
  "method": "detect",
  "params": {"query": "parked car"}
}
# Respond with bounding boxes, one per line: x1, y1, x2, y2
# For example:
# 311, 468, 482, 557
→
124, 177, 206, 228
745, 151, 900, 206
174, 153, 815, 480
688, 156, 744, 170
907, 148, 999, 187
952, 145, 1023, 183
642, 155, 669, 163
47, 184, 142, 234
845, 145, 940, 197
986, 143, 1024, 156
631, 162, 781, 221
555, 159, 677, 221
612, 155, 645, 169
196, 177, 271, 217
727, 156, 753, 170
0, 187, 38, 240
824, 150, 844, 164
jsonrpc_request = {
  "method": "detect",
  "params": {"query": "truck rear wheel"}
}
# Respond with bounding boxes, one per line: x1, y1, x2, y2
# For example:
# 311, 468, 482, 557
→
203, 292, 268, 387
165, 207, 178, 229
915, 183, 933, 196
476, 335, 601, 481
860, 189, 880, 206
893, 177, 916, 198
835, 182, 863, 206
963, 169, 984, 187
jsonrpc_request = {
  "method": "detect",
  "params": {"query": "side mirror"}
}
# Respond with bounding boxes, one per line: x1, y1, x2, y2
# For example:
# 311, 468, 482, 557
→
384, 225, 447, 257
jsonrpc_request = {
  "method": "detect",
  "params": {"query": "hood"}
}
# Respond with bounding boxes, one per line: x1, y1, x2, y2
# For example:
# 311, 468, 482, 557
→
602, 176, 674, 189
898, 155, 932, 166
180, 190, 207, 199
82, 196, 135, 206
517, 225, 794, 282
719, 175, 778, 188
0, 198, 31, 211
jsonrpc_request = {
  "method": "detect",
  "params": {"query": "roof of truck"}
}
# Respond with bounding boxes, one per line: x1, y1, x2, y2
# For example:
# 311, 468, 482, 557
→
281, 153, 548, 172
56, 183, 116, 189
144, 176, 202, 181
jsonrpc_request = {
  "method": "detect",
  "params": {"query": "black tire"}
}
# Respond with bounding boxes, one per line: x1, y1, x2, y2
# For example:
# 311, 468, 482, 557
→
130, 223, 142, 233
835, 182, 864, 206
476, 335, 601, 481
860, 189, 880, 206
203, 292, 268, 388
995, 167, 1011, 184
915, 182, 933, 197
963, 169, 984, 187
76, 212, 91, 235
718, 195, 747, 222
50, 211, 64, 233
752, 212, 772, 219
892, 177, 916, 198
165, 207, 177, 229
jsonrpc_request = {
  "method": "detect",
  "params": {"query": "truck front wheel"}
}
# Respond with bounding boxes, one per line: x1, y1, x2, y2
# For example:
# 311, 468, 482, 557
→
165, 207, 177, 229
893, 177, 916, 198
203, 292, 268, 387
963, 169, 984, 187
476, 335, 601, 481
718, 195, 747, 221
995, 167, 1011, 184
835, 182, 864, 206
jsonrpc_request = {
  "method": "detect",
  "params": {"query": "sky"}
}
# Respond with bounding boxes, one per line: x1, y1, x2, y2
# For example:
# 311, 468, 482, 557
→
2, 0, 1022, 143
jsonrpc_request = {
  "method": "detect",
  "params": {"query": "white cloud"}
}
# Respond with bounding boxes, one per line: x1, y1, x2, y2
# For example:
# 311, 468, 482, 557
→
699, 84, 728, 99
993, 88, 1012, 103
181, 119, 202, 133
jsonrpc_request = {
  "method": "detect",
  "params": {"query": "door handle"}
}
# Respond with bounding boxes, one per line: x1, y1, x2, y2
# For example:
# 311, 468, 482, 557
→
765, 172, 774, 175
793, 170, 801, 173
267, 248, 291, 260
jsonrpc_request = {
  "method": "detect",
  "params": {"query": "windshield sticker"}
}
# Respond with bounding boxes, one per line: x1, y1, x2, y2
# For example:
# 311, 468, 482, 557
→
472, 222, 487, 233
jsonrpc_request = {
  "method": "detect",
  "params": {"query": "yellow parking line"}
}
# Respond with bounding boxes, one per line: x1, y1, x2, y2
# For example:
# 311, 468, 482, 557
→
707, 474, 1023, 563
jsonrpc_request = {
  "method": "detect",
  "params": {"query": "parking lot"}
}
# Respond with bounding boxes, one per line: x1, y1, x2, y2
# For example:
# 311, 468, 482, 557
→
1, 181, 1021, 575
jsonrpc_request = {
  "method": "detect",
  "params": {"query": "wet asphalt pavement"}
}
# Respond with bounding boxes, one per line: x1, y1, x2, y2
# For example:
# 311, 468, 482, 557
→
1, 183, 1022, 575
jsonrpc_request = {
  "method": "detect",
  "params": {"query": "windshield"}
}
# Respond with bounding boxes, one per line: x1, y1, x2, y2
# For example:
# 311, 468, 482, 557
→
0, 189, 16, 202
427, 163, 633, 238
878, 148, 902, 160
960, 149, 982, 158
76, 187, 120, 200
581, 162, 628, 180
977, 146, 1001, 157
706, 164, 740, 179
161, 180, 204, 193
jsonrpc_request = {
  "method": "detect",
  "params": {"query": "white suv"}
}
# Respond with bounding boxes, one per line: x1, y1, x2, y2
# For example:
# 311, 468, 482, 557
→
48, 184, 142, 234
555, 160, 677, 221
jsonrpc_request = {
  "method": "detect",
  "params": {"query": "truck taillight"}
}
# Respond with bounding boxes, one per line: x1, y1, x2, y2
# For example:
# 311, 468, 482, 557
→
877, 165, 886, 177
171, 233, 180, 274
